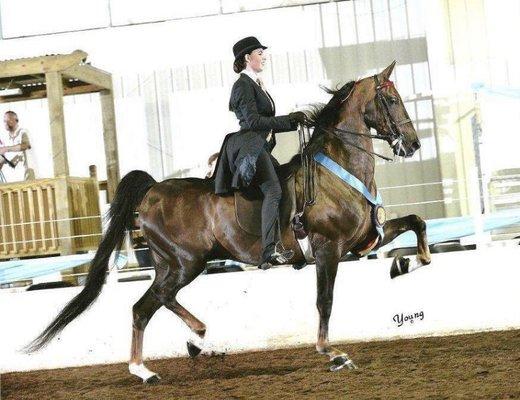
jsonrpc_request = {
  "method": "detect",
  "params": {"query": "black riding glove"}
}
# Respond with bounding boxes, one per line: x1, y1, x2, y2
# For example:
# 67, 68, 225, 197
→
289, 111, 307, 125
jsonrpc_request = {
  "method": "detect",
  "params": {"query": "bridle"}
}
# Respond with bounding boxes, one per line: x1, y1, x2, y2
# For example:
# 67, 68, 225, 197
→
307, 75, 413, 161
373, 74, 413, 156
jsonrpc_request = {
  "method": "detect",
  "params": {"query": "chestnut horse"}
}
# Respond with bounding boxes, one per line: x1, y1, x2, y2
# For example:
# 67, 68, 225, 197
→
28, 61, 431, 382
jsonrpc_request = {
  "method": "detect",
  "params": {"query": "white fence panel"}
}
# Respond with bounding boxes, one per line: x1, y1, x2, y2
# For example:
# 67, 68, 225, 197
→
2, 246, 519, 373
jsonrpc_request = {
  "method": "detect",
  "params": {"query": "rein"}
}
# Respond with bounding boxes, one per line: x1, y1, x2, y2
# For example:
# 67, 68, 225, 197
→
293, 124, 317, 235
309, 123, 394, 162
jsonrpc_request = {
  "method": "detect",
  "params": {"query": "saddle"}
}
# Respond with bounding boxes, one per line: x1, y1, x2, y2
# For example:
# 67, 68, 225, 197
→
234, 162, 298, 237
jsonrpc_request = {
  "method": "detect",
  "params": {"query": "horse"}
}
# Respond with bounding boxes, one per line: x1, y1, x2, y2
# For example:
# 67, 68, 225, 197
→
27, 61, 431, 382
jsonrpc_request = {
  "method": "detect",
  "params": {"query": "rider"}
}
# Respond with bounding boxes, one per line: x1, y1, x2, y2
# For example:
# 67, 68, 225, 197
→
214, 36, 306, 270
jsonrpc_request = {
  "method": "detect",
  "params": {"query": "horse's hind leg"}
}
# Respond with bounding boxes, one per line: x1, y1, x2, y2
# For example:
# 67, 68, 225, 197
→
378, 214, 431, 278
164, 294, 206, 358
129, 255, 206, 383
160, 263, 207, 357
152, 255, 207, 358
129, 286, 162, 383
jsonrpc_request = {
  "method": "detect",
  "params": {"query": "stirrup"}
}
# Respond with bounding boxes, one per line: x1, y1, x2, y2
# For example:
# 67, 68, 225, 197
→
259, 250, 293, 270
272, 248, 294, 264
259, 244, 294, 270
273, 241, 294, 262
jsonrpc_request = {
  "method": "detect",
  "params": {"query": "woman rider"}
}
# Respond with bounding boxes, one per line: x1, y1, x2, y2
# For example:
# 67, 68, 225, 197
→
214, 36, 306, 270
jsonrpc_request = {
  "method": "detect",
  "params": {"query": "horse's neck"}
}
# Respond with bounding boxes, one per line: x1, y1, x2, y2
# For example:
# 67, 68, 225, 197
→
324, 114, 376, 191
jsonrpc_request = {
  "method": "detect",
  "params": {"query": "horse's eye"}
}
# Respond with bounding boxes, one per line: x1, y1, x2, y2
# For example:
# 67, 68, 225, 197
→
389, 97, 398, 104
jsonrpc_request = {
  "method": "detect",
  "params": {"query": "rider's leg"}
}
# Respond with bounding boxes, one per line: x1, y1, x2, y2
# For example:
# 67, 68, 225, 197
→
256, 149, 282, 262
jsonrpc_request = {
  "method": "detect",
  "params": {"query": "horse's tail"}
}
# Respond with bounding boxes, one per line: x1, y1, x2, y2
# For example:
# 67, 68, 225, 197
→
26, 170, 156, 352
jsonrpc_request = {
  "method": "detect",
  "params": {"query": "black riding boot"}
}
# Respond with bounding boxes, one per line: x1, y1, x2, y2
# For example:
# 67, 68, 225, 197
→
255, 150, 293, 270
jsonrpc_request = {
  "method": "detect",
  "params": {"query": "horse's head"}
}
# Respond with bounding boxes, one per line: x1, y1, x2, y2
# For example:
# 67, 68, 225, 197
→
360, 61, 420, 157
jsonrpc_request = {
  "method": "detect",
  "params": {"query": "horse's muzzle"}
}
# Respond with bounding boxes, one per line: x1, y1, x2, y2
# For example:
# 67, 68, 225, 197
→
394, 139, 420, 158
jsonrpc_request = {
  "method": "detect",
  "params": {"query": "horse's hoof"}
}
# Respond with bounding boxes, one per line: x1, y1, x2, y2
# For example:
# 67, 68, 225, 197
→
258, 262, 272, 270
329, 355, 358, 372
390, 256, 409, 279
145, 374, 161, 384
187, 341, 202, 358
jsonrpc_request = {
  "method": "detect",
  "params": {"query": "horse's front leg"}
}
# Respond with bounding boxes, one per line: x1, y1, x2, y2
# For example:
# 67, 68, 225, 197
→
378, 214, 431, 278
315, 244, 357, 371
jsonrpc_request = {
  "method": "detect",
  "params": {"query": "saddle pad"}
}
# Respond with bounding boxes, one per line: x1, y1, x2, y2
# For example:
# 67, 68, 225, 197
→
234, 175, 296, 237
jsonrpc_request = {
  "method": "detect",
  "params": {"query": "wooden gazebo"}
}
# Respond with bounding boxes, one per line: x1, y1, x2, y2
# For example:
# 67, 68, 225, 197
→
0, 49, 119, 196
0, 50, 120, 258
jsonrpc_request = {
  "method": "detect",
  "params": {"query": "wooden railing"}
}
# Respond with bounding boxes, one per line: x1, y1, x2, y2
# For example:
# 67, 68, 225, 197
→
0, 176, 101, 259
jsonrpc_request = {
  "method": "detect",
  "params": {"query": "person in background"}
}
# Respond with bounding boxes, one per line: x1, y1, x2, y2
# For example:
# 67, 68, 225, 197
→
0, 111, 36, 182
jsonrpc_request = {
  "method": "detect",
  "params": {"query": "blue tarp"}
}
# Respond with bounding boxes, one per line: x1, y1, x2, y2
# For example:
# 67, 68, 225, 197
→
0, 253, 127, 285
472, 82, 520, 99
379, 208, 520, 251
1, 209, 520, 285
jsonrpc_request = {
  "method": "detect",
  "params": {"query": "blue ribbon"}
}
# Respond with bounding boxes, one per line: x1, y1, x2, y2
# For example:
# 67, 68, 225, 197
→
313, 151, 384, 240
314, 152, 382, 206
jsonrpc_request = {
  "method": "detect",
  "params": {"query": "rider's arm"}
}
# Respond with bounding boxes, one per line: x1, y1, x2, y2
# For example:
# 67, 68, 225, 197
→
233, 80, 295, 132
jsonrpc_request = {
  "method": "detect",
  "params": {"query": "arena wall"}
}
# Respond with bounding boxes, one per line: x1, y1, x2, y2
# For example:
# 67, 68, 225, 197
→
2, 245, 520, 373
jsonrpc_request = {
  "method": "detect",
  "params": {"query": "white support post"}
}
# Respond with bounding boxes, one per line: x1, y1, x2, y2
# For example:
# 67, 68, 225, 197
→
469, 167, 486, 249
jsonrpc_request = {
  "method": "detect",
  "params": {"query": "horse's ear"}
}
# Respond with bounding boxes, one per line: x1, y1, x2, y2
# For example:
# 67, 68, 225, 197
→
379, 60, 397, 81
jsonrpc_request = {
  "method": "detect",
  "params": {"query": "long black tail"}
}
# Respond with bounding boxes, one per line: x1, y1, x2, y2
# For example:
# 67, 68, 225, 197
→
26, 170, 156, 352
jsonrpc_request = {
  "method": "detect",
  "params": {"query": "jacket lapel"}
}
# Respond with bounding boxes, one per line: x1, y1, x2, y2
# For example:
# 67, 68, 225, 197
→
241, 73, 275, 114
265, 91, 276, 115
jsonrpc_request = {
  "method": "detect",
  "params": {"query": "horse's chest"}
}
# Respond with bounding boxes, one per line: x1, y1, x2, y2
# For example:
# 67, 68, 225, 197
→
326, 197, 372, 238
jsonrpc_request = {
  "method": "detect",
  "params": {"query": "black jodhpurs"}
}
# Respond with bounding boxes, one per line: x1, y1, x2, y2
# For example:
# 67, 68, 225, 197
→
254, 149, 282, 261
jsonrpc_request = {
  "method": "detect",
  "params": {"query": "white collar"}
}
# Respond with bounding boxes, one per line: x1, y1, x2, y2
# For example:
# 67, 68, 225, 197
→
7, 127, 21, 139
242, 68, 261, 84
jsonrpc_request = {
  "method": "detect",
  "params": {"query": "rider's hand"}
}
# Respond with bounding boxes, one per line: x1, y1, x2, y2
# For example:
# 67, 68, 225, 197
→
289, 111, 307, 125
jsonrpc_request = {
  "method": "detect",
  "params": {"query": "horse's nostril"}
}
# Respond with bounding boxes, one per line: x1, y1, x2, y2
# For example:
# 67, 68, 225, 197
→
412, 140, 421, 151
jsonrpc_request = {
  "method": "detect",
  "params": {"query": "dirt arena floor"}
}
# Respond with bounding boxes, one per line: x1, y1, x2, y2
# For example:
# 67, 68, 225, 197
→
3, 329, 520, 400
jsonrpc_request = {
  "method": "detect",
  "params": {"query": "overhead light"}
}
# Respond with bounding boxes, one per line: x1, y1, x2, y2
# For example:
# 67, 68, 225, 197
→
0, 88, 23, 96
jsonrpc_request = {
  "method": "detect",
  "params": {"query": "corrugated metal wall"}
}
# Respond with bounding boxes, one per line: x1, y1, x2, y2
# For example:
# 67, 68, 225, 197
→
0, 0, 453, 219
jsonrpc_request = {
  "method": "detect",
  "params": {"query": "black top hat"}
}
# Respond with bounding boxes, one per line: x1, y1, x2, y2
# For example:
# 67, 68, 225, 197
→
232, 36, 267, 61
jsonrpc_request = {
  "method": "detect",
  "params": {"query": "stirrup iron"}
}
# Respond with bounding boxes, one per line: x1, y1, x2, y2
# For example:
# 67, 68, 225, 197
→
273, 242, 294, 263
